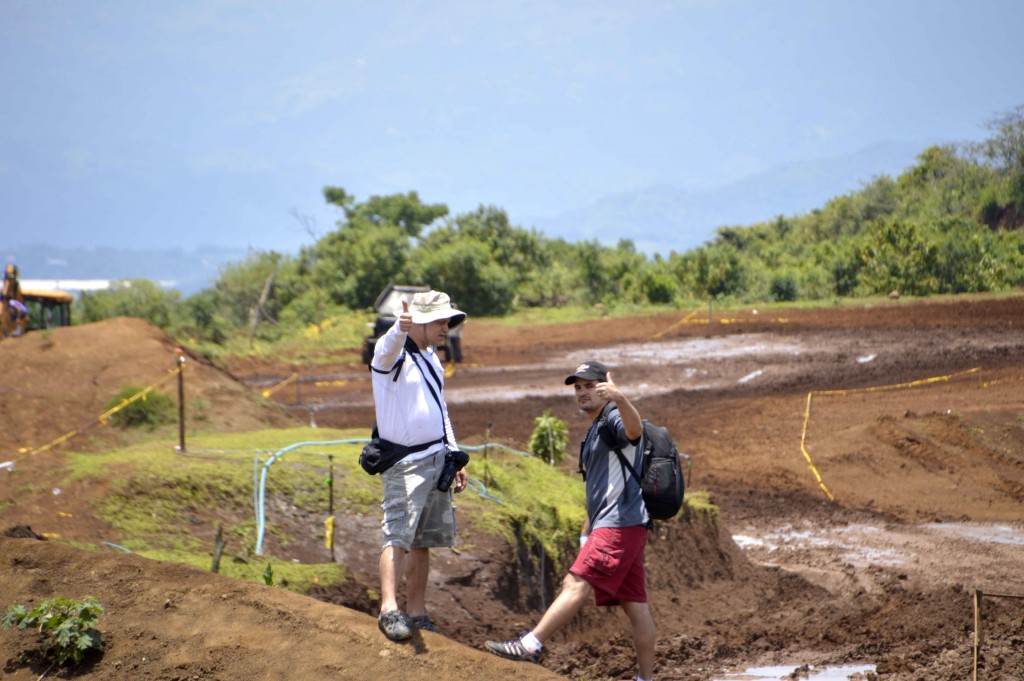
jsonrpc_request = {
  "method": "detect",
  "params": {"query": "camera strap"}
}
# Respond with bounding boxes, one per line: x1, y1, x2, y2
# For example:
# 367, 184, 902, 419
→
406, 341, 449, 447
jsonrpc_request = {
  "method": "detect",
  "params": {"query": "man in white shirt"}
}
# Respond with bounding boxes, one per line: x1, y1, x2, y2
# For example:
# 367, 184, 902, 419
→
369, 289, 468, 641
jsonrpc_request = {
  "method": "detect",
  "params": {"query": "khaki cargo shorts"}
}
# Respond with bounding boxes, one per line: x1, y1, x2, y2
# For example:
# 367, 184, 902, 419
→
380, 449, 457, 551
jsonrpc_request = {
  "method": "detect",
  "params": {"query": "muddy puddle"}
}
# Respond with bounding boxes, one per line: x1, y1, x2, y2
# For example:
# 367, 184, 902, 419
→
713, 663, 876, 680
733, 521, 1024, 569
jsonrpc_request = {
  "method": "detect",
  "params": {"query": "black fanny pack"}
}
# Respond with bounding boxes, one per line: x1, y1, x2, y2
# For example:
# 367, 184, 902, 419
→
359, 436, 444, 475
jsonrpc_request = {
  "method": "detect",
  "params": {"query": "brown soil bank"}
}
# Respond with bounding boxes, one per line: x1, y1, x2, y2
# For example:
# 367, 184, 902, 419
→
3, 294, 1024, 680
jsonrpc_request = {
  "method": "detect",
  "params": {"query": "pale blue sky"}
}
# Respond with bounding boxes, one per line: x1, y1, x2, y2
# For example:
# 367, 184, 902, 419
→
2, 0, 1022, 255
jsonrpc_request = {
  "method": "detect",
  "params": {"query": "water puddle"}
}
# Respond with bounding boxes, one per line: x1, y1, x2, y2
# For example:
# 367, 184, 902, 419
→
576, 334, 807, 363
713, 663, 876, 680
732, 524, 905, 566
924, 522, 1024, 545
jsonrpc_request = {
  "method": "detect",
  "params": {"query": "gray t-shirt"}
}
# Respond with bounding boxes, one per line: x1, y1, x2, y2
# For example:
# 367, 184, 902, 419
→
580, 404, 650, 530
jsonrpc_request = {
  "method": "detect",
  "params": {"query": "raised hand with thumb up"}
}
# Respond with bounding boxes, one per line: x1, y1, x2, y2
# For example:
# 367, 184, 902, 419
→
399, 298, 413, 333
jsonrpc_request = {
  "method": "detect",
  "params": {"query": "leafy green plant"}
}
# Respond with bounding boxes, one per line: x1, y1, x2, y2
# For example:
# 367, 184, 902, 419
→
527, 409, 568, 464
2, 596, 104, 668
104, 385, 175, 429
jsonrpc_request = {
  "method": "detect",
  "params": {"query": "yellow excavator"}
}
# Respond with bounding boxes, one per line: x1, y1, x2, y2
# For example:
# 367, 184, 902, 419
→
1, 264, 73, 341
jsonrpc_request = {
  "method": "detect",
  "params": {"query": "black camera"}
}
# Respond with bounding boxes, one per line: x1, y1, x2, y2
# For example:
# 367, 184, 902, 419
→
436, 449, 470, 492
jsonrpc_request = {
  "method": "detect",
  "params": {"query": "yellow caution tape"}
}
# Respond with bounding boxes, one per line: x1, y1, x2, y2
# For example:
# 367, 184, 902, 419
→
654, 308, 789, 338
262, 373, 297, 398
652, 306, 702, 339
14, 364, 182, 463
325, 515, 334, 549
800, 367, 982, 503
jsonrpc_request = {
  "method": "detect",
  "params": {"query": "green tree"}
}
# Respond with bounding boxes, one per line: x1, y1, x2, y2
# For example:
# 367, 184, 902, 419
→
211, 251, 291, 336
305, 189, 449, 309
323, 186, 448, 238
76, 278, 180, 331
693, 244, 746, 299
178, 288, 230, 344
411, 239, 515, 316
976, 103, 1024, 208
859, 218, 938, 295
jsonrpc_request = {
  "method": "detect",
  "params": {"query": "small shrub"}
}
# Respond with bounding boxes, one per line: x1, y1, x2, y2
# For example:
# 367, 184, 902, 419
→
977, 187, 1002, 227
769, 273, 799, 302
104, 385, 175, 429
527, 410, 568, 464
2, 596, 104, 667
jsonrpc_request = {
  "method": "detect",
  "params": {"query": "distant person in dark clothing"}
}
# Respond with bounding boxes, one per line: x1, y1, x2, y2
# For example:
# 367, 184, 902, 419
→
447, 307, 464, 363
6, 299, 27, 336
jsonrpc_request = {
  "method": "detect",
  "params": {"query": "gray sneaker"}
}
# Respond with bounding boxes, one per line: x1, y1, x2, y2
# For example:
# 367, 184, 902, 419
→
484, 637, 542, 663
377, 610, 411, 641
408, 615, 439, 633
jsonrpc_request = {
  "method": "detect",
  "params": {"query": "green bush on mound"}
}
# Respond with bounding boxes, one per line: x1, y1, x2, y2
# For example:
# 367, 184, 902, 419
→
104, 385, 176, 429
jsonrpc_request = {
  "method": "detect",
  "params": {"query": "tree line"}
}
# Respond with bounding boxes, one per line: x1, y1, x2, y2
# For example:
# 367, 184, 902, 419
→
77, 105, 1024, 347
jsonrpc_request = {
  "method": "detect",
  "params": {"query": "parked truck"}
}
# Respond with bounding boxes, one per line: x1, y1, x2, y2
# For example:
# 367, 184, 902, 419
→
360, 284, 430, 365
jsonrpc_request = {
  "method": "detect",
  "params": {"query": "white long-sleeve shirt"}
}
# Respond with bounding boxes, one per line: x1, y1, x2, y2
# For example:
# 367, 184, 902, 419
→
370, 320, 457, 462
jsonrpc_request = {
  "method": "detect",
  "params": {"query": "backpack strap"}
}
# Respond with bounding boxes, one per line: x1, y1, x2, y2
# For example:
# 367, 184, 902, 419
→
597, 411, 642, 485
580, 401, 638, 482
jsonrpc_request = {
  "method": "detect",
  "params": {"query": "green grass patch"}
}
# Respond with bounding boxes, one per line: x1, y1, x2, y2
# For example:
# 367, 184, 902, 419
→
682, 489, 717, 519
58, 427, 373, 593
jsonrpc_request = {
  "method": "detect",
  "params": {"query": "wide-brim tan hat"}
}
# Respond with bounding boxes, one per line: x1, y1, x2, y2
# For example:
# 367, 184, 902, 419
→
409, 290, 466, 328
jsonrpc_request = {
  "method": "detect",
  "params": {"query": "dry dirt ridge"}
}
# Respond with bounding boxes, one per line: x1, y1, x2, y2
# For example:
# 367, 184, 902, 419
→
1, 296, 1024, 680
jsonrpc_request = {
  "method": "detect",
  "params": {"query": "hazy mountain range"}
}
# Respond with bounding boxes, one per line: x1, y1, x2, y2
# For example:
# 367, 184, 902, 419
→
526, 141, 924, 255
2, 141, 925, 296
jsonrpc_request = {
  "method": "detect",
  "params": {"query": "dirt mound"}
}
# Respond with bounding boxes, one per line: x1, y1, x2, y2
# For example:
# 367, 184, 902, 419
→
0, 316, 297, 456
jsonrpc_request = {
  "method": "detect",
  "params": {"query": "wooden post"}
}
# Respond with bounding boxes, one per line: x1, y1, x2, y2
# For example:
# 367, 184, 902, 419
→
211, 524, 225, 573
175, 348, 186, 452
973, 589, 982, 681
327, 455, 335, 562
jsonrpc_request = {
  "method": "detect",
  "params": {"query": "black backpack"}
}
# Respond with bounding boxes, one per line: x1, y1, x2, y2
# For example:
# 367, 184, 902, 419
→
598, 416, 686, 521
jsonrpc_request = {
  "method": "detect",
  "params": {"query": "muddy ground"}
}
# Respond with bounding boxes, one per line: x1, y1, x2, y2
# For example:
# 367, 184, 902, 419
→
1, 296, 1023, 680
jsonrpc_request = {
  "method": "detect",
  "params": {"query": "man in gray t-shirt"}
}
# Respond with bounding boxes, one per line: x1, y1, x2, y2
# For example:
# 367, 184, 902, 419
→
486, 359, 657, 681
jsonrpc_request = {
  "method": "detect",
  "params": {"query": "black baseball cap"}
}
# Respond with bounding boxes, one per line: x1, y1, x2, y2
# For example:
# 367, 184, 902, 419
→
564, 360, 609, 385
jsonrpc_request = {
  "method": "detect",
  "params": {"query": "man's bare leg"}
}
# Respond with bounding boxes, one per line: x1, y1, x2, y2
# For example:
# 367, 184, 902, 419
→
379, 545, 406, 613
621, 600, 656, 680
404, 547, 430, 617
531, 572, 593, 642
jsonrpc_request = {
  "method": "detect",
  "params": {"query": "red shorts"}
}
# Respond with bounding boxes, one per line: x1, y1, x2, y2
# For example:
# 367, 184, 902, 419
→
570, 526, 648, 606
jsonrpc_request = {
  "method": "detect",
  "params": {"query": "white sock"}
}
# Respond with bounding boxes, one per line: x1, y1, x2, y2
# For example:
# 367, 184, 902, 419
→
520, 631, 542, 653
